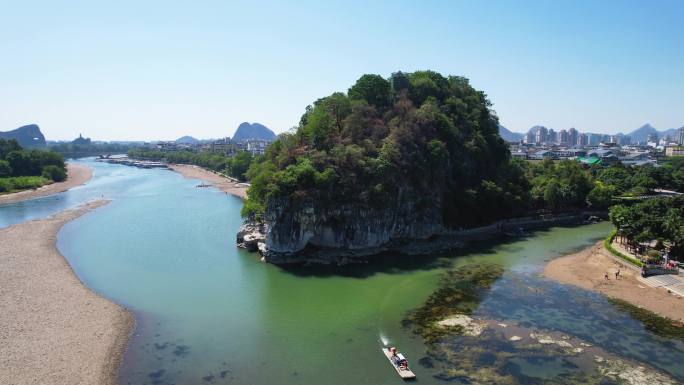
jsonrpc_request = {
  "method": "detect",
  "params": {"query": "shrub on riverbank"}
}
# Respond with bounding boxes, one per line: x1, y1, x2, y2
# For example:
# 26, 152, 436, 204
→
41, 165, 66, 182
604, 230, 644, 267
0, 176, 49, 193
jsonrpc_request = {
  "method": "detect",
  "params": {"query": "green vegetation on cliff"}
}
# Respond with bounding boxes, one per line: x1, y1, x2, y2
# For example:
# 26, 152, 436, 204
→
244, 71, 530, 226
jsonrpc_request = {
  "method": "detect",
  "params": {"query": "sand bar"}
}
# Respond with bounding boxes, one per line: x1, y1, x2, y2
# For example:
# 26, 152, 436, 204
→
0, 200, 133, 385
0, 163, 93, 205
169, 164, 247, 199
544, 241, 684, 322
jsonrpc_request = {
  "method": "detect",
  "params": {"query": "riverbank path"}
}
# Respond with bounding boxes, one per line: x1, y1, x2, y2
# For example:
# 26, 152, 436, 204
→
637, 274, 684, 298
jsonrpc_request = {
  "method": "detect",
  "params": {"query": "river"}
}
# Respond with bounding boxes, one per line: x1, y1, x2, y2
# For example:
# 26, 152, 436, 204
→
1, 158, 682, 385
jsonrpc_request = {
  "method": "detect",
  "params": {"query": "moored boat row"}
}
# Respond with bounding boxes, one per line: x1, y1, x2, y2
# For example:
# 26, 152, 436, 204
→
96, 157, 168, 169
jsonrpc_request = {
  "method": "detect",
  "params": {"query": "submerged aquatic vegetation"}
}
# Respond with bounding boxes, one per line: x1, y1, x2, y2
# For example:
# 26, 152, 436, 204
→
608, 298, 684, 341
424, 324, 614, 385
405, 265, 683, 384
405, 263, 504, 342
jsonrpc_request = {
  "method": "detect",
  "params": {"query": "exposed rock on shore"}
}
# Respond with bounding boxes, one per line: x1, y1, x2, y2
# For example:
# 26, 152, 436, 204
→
437, 315, 487, 336
236, 221, 266, 252
260, 192, 445, 263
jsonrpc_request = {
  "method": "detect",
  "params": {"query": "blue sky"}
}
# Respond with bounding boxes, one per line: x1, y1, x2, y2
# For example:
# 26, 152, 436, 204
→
1, 0, 682, 141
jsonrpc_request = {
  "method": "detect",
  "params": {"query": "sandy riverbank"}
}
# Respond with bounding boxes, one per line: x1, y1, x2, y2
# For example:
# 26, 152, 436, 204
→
169, 164, 247, 199
0, 163, 93, 205
0, 200, 133, 385
544, 241, 684, 322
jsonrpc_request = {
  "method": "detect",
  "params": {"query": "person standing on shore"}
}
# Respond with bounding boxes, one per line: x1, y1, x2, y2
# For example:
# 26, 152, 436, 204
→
604, 272, 609, 280
615, 269, 620, 280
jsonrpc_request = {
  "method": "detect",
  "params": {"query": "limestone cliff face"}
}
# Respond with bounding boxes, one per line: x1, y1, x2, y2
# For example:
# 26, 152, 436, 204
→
237, 191, 607, 264
260, 188, 445, 263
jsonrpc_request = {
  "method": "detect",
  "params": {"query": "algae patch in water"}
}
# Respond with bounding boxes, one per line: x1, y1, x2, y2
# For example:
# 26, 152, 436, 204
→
405, 263, 504, 342
608, 297, 684, 341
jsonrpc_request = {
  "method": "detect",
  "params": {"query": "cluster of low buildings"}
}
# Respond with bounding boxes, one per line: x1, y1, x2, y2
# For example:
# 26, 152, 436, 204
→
150, 138, 272, 157
511, 143, 656, 166
511, 126, 684, 166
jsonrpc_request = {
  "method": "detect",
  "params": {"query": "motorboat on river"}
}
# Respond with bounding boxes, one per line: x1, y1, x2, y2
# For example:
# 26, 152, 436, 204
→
382, 345, 416, 380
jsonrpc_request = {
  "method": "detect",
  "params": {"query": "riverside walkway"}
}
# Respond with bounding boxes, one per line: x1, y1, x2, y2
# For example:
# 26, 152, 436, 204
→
609, 240, 684, 297
638, 274, 684, 298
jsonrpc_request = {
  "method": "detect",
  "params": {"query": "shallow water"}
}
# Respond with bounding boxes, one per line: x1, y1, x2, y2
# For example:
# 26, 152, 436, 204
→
0, 158, 159, 228
2, 159, 683, 384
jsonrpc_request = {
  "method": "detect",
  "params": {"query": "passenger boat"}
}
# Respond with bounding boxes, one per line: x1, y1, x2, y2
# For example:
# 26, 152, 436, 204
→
382, 346, 416, 380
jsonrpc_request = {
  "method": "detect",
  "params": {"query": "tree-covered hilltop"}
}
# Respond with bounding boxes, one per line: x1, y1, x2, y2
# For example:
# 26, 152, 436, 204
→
243, 71, 530, 227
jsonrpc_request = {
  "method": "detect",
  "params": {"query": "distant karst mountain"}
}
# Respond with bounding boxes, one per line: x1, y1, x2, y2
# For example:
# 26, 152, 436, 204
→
498, 125, 524, 142
0, 124, 46, 148
232, 122, 276, 142
625, 124, 678, 143
175, 135, 200, 144
497, 122, 682, 145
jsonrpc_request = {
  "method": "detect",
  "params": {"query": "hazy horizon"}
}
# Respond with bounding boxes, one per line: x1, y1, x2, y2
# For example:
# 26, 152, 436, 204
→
3, 120, 682, 144
2, 0, 683, 141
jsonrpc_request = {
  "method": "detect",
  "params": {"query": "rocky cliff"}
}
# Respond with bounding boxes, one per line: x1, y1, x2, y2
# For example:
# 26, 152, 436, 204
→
254, 188, 445, 263
0, 124, 46, 148
237, 204, 607, 265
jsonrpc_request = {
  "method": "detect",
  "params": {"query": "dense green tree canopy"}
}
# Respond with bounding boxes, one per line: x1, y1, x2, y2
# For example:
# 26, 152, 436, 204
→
610, 196, 684, 259
348, 74, 390, 108
0, 139, 67, 192
0, 139, 22, 159
594, 161, 684, 195
0, 160, 11, 177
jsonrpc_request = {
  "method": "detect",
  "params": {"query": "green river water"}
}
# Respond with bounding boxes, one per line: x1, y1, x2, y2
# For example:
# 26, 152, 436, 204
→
1, 159, 682, 385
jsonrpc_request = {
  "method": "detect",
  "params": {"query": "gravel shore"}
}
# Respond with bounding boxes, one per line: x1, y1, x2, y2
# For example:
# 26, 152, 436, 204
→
544, 241, 684, 322
0, 200, 133, 385
0, 163, 93, 205
169, 164, 247, 199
